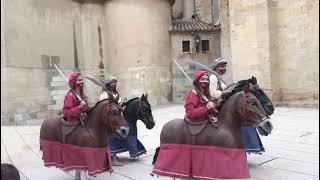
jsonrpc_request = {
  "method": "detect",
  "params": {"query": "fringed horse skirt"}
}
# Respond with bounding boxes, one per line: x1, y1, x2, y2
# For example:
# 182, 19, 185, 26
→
109, 133, 146, 158
40, 139, 112, 176
153, 143, 250, 180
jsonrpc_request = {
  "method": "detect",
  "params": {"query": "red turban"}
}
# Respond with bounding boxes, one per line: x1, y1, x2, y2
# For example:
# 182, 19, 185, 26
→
68, 72, 81, 88
193, 69, 208, 84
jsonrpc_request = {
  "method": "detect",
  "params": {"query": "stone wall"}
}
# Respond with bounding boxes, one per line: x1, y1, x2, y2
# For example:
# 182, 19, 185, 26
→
222, 0, 319, 107
103, 0, 173, 105
170, 32, 221, 102
183, 0, 195, 19
1, 0, 318, 125
268, 0, 319, 106
220, 0, 319, 106
195, 0, 212, 23
228, 0, 273, 97
1, 0, 174, 124
172, 0, 183, 19
1, 0, 81, 125
219, 0, 233, 84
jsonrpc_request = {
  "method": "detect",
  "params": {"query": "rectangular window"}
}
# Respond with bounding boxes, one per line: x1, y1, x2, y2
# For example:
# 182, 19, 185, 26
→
201, 40, 210, 52
182, 40, 190, 53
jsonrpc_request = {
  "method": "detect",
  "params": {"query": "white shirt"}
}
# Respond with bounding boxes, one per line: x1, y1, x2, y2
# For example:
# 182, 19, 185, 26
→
99, 91, 122, 104
209, 74, 227, 100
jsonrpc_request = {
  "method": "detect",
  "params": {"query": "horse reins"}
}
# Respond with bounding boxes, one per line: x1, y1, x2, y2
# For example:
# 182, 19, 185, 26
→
107, 103, 123, 131
242, 91, 249, 121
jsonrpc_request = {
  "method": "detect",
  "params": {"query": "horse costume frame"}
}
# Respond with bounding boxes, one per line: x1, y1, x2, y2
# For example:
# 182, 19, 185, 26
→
153, 78, 273, 180
40, 99, 128, 177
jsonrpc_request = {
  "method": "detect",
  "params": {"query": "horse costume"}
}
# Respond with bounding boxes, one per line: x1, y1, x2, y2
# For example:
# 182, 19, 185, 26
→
109, 94, 155, 158
40, 99, 129, 177
152, 78, 273, 180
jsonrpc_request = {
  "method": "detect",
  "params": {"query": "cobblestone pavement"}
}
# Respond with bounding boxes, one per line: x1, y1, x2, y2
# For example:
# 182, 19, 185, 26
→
1, 105, 319, 180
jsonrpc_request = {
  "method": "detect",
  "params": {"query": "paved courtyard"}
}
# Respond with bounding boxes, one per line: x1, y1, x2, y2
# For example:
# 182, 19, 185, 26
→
1, 104, 319, 180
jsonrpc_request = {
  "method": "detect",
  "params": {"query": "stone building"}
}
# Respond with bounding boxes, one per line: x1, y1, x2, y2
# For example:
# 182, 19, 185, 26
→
1, 0, 319, 125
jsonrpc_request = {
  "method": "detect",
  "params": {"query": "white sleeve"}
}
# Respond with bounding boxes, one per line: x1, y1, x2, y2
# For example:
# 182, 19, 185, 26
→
99, 91, 109, 101
209, 74, 223, 100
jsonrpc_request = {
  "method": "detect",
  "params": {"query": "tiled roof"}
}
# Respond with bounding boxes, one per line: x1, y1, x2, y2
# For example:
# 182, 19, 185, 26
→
169, 19, 220, 33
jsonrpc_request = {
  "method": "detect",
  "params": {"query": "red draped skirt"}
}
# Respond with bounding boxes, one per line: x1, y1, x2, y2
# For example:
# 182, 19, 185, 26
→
153, 143, 250, 180
40, 139, 112, 176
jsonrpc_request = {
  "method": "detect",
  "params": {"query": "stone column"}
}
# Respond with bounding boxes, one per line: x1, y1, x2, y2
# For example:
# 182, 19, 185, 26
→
172, 0, 183, 19
194, 0, 212, 23
212, 0, 219, 25
104, 0, 172, 105
228, 0, 272, 97
219, 0, 233, 84
1, 0, 9, 124
183, 0, 195, 19
78, 2, 106, 102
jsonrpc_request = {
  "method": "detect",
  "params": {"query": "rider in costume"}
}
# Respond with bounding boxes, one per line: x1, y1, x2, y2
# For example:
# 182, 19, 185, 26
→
185, 69, 218, 123
99, 75, 125, 166
63, 72, 88, 123
209, 58, 265, 154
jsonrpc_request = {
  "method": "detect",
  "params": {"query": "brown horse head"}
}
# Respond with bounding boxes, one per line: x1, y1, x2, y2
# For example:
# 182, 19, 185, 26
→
236, 90, 268, 126
219, 77, 270, 127
219, 81, 269, 128
96, 99, 129, 138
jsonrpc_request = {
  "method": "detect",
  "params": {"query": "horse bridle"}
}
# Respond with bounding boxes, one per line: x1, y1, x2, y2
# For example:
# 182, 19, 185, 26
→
137, 99, 149, 124
242, 91, 249, 121
104, 102, 123, 131
242, 91, 267, 126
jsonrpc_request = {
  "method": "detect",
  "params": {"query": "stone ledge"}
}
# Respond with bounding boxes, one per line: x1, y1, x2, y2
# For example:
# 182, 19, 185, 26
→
72, 0, 175, 6
51, 81, 67, 87
274, 101, 319, 108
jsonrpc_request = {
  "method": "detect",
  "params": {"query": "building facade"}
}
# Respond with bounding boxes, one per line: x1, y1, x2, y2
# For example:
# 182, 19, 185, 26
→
1, 0, 319, 125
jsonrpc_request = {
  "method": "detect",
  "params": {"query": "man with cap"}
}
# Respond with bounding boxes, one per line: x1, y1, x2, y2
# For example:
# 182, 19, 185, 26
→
100, 75, 122, 104
62, 72, 88, 123
100, 75, 125, 166
209, 58, 230, 101
209, 58, 265, 154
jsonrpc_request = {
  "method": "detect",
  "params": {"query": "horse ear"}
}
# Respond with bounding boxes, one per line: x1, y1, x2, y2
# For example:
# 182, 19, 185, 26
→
250, 76, 257, 85
145, 93, 148, 99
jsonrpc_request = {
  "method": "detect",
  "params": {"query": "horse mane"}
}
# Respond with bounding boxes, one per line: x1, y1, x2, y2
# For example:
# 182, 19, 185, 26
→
125, 97, 139, 106
87, 99, 115, 116
217, 78, 251, 112
92, 99, 108, 109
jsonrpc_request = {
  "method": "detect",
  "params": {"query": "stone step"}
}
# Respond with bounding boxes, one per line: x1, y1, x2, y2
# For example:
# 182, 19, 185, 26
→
50, 89, 68, 96
52, 76, 66, 82
54, 99, 64, 105
36, 111, 49, 119
52, 95, 65, 101
48, 104, 62, 111
16, 119, 45, 126
51, 81, 67, 87
50, 86, 69, 91
14, 114, 32, 121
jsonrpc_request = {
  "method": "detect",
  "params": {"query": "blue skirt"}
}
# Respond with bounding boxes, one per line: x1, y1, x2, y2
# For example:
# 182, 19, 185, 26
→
109, 133, 146, 158
241, 125, 265, 153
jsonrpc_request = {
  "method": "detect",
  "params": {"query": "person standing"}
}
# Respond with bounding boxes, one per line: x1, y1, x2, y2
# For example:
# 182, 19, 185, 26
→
185, 69, 218, 123
100, 75, 124, 166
